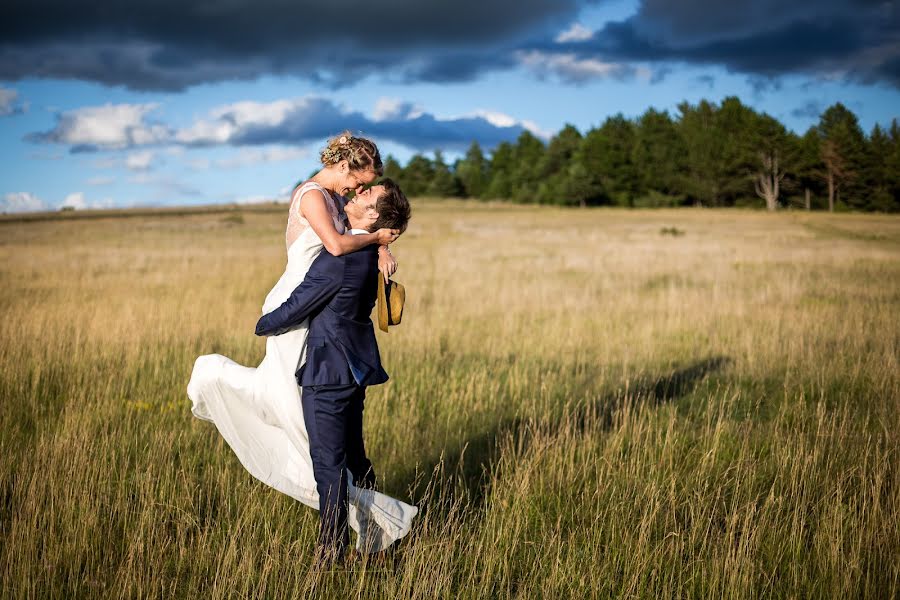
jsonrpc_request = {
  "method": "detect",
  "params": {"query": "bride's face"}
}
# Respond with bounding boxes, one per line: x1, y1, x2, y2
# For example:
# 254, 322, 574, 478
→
338, 163, 378, 196
346, 185, 383, 229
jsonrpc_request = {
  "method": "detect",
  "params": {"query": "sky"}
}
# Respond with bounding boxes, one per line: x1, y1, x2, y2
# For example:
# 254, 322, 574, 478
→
1, 0, 898, 212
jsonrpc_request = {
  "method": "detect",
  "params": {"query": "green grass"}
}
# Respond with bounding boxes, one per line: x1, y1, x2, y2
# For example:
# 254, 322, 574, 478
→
1, 203, 898, 598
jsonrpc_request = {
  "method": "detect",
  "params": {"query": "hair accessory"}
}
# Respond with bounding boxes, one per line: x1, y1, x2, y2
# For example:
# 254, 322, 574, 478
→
339, 136, 348, 145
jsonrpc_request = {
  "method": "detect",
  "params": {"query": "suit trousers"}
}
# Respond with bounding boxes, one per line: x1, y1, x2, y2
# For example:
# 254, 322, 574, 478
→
301, 383, 376, 557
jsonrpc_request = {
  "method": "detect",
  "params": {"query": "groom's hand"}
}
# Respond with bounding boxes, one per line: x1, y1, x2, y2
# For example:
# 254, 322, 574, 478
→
255, 316, 290, 337
255, 259, 343, 337
374, 228, 400, 246
255, 313, 277, 336
378, 246, 397, 280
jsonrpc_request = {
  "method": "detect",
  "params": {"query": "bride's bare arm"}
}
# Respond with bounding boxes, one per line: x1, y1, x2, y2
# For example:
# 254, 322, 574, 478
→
299, 189, 397, 256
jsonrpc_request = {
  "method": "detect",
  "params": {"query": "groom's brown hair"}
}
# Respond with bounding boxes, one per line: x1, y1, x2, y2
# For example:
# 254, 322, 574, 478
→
371, 178, 411, 233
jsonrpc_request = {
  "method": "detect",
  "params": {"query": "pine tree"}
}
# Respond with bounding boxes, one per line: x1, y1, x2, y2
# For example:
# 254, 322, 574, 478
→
793, 128, 823, 210
677, 99, 725, 206
676, 97, 757, 206
511, 131, 546, 203
570, 131, 606, 205
455, 141, 489, 198
536, 124, 582, 204
632, 109, 685, 206
864, 124, 900, 212
382, 155, 403, 182
485, 142, 515, 199
401, 154, 435, 197
888, 120, 900, 210
578, 115, 637, 206
379, 96, 892, 211
427, 150, 463, 197
816, 103, 867, 211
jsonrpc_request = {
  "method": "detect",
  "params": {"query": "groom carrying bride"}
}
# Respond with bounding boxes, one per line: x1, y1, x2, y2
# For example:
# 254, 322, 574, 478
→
254, 178, 411, 566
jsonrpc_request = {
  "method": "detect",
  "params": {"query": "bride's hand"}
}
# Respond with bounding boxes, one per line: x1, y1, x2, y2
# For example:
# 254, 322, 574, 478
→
378, 246, 398, 279
375, 228, 400, 246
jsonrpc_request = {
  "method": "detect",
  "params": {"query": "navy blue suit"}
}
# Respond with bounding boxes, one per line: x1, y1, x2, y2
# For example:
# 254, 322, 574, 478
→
255, 243, 386, 557
255, 244, 388, 388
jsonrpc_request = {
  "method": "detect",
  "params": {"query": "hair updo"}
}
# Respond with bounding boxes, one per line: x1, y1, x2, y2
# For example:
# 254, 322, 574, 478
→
320, 131, 383, 176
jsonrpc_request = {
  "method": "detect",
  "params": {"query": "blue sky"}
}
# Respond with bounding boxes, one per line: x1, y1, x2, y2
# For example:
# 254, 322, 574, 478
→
1, 0, 898, 212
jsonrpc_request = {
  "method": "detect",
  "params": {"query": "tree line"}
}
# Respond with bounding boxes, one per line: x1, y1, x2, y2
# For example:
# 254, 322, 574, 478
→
382, 97, 900, 211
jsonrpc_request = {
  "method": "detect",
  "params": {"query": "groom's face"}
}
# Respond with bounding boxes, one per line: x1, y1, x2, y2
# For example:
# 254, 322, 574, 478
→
346, 185, 383, 231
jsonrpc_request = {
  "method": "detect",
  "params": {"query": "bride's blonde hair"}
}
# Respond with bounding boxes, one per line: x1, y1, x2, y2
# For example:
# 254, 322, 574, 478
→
320, 131, 383, 175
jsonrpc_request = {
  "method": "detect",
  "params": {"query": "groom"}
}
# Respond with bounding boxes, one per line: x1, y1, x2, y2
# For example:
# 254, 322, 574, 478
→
255, 178, 411, 563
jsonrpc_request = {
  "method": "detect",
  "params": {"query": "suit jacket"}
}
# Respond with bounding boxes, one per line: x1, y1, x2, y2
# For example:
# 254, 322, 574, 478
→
255, 245, 389, 387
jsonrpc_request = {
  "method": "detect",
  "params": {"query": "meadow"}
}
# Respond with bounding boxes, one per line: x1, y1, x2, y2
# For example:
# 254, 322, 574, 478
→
1, 202, 898, 598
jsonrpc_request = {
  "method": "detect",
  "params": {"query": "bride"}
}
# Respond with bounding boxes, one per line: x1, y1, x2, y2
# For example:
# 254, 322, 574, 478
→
188, 132, 418, 553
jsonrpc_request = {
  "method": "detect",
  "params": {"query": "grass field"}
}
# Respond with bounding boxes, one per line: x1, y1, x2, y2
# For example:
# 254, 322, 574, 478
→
1, 202, 898, 598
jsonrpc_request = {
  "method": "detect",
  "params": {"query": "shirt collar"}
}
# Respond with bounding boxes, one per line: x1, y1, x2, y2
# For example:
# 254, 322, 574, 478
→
350, 228, 369, 235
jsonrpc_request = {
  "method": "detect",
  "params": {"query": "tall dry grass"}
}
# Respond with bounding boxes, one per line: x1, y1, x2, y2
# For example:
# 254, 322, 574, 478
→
1, 204, 898, 598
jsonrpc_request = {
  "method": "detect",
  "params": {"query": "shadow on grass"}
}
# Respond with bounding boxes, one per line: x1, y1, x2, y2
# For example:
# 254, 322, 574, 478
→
392, 356, 730, 511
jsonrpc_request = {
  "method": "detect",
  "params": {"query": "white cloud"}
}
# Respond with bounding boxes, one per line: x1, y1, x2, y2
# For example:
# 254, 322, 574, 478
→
125, 150, 155, 171
470, 110, 517, 128
555, 23, 593, 43
2, 192, 47, 212
0, 88, 17, 115
87, 176, 115, 185
467, 109, 552, 140
372, 98, 423, 121
176, 98, 309, 146
517, 50, 636, 83
171, 95, 531, 151
30, 94, 535, 154
175, 115, 237, 146
89, 150, 160, 171
0, 86, 26, 116
31, 103, 171, 150
62, 192, 88, 210
60, 191, 115, 210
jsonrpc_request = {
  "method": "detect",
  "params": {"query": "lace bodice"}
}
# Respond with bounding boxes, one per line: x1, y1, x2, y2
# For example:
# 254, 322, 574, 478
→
285, 182, 346, 250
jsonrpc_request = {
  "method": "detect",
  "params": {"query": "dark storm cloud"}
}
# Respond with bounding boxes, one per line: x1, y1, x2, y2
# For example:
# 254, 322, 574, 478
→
0, 0, 579, 90
539, 0, 900, 87
6, 0, 896, 90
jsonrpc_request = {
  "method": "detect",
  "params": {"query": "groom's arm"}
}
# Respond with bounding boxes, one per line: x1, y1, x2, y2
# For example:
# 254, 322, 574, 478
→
255, 252, 345, 337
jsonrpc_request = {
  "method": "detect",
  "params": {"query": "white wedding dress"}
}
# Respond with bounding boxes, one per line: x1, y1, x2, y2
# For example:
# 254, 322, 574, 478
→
187, 182, 417, 552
